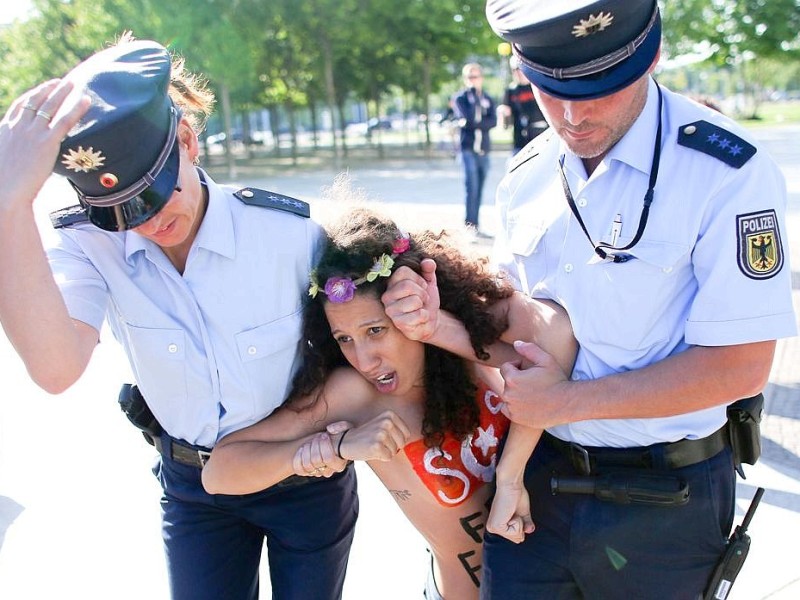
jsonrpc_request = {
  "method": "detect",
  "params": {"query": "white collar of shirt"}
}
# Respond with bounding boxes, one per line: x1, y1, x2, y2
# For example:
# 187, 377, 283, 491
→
561, 77, 660, 180
123, 170, 236, 265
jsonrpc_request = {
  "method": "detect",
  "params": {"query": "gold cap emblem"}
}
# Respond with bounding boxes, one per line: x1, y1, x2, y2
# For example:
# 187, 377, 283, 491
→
61, 146, 106, 173
572, 11, 614, 38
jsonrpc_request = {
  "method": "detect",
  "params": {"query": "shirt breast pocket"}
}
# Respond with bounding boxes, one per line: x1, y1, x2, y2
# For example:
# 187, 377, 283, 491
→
235, 310, 304, 410
122, 325, 187, 401
508, 223, 548, 294
575, 239, 691, 357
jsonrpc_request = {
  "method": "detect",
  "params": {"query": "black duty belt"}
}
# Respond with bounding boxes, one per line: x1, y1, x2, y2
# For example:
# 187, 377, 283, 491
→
151, 432, 352, 489
545, 426, 728, 476
152, 433, 211, 469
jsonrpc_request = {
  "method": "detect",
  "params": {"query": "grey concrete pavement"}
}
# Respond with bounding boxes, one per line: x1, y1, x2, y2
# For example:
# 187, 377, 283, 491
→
0, 126, 798, 598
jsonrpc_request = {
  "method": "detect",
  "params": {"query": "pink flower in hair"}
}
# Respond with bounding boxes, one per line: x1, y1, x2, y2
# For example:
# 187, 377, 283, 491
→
392, 236, 410, 254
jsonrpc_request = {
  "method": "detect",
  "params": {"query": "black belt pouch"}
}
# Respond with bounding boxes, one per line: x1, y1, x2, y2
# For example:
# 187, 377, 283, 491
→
727, 393, 764, 467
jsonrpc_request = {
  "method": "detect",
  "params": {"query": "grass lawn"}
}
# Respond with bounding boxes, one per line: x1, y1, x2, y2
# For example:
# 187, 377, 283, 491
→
738, 101, 800, 127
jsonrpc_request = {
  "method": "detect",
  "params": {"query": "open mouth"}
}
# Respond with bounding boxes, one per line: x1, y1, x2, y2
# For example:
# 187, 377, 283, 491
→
376, 373, 395, 385
374, 372, 398, 392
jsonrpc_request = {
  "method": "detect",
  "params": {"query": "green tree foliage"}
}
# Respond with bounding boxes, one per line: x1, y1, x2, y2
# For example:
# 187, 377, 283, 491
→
0, 0, 498, 154
662, 0, 800, 65
661, 0, 800, 117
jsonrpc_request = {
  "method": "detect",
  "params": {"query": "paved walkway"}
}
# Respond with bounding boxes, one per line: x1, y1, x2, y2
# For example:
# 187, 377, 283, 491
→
0, 126, 798, 598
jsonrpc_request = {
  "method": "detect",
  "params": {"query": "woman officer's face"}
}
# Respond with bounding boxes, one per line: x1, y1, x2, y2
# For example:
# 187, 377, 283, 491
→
132, 122, 205, 250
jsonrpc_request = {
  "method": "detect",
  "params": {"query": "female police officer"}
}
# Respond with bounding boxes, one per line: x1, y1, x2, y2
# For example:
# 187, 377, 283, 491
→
0, 38, 356, 599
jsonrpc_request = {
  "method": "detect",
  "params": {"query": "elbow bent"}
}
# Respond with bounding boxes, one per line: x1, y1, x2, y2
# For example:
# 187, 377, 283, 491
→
30, 370, 80, 395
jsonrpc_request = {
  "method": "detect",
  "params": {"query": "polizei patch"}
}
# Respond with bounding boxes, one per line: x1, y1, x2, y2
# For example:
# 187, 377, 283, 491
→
736, 209, 784, 279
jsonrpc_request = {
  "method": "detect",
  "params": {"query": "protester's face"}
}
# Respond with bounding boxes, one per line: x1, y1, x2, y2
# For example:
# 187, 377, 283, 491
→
532, 75, 649, 162
325, 293, 426, 396
132, 124, 204, 248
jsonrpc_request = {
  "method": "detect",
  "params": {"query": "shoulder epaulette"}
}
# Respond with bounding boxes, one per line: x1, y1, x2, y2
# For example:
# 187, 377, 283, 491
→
677, 120, 756, 169
233, 187, 310, 218
50, 204, 90, 229
508, 129, 553, 173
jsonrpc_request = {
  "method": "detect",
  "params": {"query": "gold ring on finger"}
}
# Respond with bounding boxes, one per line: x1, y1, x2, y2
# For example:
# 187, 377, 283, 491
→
36, 109, 52, 122
23, 103, 37, 112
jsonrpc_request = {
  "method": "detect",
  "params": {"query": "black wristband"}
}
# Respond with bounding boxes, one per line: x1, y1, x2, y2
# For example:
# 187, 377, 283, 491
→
336, 429, 350, 460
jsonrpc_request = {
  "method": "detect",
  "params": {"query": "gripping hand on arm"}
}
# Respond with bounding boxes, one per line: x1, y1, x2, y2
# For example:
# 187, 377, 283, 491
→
499, 340, 572, 430
292, 421, 353, 477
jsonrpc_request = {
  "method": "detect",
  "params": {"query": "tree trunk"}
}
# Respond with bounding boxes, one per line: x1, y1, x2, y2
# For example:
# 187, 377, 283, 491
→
219, 83, 237, 179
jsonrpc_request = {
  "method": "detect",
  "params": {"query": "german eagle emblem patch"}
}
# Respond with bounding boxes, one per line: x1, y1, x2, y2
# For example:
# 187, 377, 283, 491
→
736, 209, 784, 279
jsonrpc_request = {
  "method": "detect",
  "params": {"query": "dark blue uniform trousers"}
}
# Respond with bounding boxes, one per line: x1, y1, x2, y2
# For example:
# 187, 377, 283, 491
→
154, 441, 358, 600
481, 439, 735, 599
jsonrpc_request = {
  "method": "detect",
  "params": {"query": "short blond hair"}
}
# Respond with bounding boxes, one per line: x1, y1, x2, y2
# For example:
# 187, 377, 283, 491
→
462, 63, 482, 80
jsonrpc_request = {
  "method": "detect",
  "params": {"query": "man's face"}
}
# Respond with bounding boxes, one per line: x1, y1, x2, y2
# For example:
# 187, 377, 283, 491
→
532, 75, 649, 162
464, 68, 483, 91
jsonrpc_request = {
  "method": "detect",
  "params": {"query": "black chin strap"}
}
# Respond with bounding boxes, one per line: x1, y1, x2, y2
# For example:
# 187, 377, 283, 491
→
558, 84, 663, 263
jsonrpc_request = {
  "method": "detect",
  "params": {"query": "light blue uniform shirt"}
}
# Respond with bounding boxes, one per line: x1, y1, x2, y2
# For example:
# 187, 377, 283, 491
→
47, 172, 323, 447
494, 79, 797, 447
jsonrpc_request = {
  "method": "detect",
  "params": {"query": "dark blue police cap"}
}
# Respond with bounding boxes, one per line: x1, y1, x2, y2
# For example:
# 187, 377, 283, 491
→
52, 40, 180, 231
486, 0, 660, 101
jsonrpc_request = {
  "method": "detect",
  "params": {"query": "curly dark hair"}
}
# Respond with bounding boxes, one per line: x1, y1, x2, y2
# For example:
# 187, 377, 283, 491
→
289, 206, 514, 448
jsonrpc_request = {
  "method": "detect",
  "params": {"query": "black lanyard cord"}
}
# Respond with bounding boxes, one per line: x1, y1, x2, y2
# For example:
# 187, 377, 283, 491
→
558, 84, 663, 263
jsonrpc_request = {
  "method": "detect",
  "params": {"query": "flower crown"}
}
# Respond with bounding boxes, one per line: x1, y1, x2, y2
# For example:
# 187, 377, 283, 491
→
308, 233, 411, 304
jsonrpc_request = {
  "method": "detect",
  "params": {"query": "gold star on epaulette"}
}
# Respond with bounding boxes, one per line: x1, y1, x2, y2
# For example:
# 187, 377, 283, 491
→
61, 146, 106, 173
572, 11, 614, 37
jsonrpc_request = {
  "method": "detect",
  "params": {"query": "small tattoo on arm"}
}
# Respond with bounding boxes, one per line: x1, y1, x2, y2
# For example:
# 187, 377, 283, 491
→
390, 489, 412, 502
458, 550, 481, 587
459, 511, 485, 543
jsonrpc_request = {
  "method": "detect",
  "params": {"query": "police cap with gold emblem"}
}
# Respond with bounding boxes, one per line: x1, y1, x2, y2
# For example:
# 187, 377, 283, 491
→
52, 40, 180, 232
486, 0, 661, 101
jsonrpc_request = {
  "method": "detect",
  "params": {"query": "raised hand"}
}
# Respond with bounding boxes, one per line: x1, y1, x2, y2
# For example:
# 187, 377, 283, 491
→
0, 79, 90, 208
383, 258, 440, 342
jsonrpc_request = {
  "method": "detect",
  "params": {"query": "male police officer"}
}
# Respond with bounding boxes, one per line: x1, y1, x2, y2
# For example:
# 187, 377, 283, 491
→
479, 1, 797, 598
382, 1, 796, 598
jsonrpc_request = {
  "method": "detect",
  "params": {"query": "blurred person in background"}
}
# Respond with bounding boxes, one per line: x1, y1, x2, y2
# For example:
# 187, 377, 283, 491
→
453, 63, 497, 238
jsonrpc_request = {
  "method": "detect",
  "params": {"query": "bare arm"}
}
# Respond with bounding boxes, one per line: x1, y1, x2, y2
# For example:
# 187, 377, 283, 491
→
484, 297, 575, 542
0, 80, 97, 393
384, 260, 536, 366
202, 370, 412, 495
500, 341, 774, 430
202, 406, 342, 495
202, 373, 352, 495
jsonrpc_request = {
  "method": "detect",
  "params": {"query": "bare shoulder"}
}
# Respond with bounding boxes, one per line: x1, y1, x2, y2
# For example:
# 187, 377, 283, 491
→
529, 297, 572, 335
532, 298, 577, 373
320, 367, 380, 422
505, 292, 571, 340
